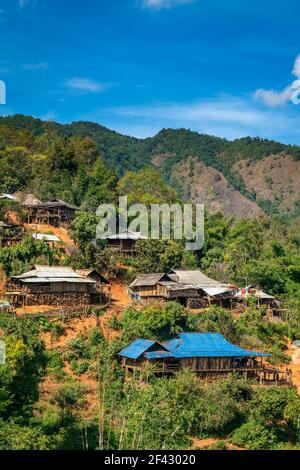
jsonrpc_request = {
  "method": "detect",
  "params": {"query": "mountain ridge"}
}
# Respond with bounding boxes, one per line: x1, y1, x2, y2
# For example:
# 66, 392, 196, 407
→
1, 114, 300, 218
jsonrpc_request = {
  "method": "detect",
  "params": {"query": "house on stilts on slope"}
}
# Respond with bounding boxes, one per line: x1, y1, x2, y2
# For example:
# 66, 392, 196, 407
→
119, 332, 292, 385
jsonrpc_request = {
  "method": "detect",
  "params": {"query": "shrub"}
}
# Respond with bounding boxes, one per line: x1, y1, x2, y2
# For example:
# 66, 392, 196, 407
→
231, 420, 278, 450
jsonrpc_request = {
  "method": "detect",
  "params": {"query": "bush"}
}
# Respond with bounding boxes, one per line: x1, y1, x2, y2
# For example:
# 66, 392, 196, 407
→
120, 301, 197, 342
70, 359, 90, 376
231, 420, 278, 450
55, 382, 87, 410
250, 387, 294, 426
46, 350, 64, 371
50, 321, 65, 341
0, 419, 52, 450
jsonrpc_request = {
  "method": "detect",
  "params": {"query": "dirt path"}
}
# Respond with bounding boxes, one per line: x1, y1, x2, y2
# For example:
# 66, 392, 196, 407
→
110, 279, 132, 308
191, 437, 245, 451
98, 279, 132, 342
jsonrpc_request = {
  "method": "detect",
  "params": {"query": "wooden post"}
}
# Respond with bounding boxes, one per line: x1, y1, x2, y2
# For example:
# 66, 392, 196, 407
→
260, 371, 263, 386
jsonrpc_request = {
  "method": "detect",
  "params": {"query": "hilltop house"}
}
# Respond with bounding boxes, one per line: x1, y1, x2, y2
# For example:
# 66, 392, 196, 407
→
101, 230, 147, 255
25, 199, 79, 227
1, 192, 78, 227
129, 269, 236, 307
119, 332, 291, 384
6, 265, 109, 307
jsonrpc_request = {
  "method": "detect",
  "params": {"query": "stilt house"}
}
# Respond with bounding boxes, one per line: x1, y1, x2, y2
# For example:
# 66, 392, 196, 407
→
120, 332, 291, 384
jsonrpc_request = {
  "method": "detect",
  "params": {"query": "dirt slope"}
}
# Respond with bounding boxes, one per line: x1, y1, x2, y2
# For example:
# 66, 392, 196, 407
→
170, 157, 263, 219
98, 279, 132, 341
286, 342, 300, 396
233, 154, 300, 214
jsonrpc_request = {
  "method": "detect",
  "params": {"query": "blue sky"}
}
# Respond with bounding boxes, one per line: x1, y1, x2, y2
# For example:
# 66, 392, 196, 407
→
1, 0, 300, 143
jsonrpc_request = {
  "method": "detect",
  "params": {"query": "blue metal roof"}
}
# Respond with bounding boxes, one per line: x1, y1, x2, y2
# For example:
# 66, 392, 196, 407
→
145, 350, 173, 359
126, 333, 272, 360
119, 339, 157, 359
170, 333, 270, 358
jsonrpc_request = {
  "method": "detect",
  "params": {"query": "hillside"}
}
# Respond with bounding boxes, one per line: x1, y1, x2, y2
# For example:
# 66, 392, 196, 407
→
1, 114, 300, 218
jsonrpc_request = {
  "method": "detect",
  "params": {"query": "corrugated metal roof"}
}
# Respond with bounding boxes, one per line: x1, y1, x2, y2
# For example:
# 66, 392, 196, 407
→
35, 265, 81, 277
162, 283, 198, 292
202, 287, 233, 297
0, 193, 17, 200
32, 233, 60, 242
122, 333, 272, 360
145, 351, 172, 359
50, 199, 79, 210
119, 339, 157, 359
75, 269, 110, 284
26, 199, 79, 210
13, 265, 95, 284
163, 333, 271, 358
130, 273, 169, 288
100, 230, 147, 240
169, 270, 228, 289
21, 277, 94, 284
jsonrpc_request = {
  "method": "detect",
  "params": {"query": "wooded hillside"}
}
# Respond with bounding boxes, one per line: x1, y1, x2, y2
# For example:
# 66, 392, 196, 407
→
1, 114, 300, 218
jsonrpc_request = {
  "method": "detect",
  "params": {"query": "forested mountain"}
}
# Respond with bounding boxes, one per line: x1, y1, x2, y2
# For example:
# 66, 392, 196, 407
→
1, 114, 300, 218
1, 115, 300, 451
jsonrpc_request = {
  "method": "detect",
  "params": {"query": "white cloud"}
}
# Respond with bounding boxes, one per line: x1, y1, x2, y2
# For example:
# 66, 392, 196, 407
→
22, 62, 49, 71
254, 86, 293, 107
112, 98, 266, 126
82, 95, 300, 143
141, 0, 193, 9
254, 55, 300, 107
292, 55, 300, 79
64, 77, 109, 93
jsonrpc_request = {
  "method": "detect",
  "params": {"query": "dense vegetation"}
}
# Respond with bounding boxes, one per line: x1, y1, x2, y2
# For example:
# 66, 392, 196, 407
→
1, 115, 300, 450
1, 303, 300, 450
1, 114, 300, 214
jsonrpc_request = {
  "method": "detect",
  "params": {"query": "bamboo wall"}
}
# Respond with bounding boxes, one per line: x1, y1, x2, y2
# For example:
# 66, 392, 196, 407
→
179, 357, 234, 371
25, 282, 92, 294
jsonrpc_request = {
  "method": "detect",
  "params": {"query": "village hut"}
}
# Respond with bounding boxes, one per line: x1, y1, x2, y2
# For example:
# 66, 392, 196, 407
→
129, 270, 236, 307
6, 265, 107, 307
101, 230, 147, 255
235, 286, 277, 309
119, 332, 291, 384
169, 270, 236, 308
25, 199, 79, 227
